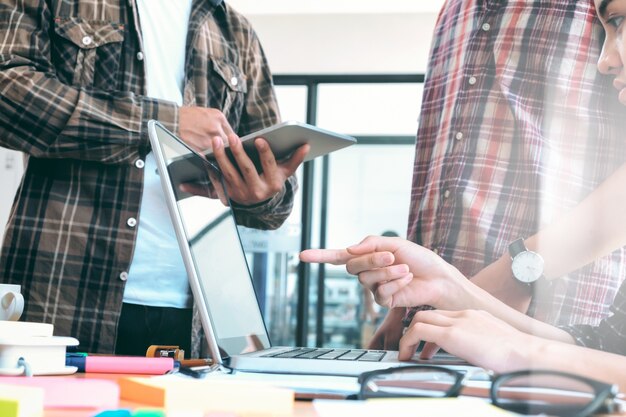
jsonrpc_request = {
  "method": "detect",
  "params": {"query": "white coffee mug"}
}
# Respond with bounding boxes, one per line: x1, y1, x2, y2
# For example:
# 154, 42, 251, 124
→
0, 284, 24, 321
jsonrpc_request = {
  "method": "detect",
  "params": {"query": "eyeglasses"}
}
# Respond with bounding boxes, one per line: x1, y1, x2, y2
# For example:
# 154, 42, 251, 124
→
358, 366, 623, 417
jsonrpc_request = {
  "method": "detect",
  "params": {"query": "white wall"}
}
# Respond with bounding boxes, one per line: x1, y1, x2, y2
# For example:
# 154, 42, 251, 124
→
227, 0, 445, 15
0, 149, 23, 240
228, 0, 441, 74
244, 13, 437, 74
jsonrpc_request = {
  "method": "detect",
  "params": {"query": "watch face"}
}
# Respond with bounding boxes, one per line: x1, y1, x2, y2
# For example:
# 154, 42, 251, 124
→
511, 251, 544, 283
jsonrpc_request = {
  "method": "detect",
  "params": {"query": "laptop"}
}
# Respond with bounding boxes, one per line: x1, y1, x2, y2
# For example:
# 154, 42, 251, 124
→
147, 120, 474, 377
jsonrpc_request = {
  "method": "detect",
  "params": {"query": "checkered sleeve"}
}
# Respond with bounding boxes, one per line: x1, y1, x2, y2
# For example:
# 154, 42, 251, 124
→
559, 281, 626, 355
0, 0, 177, 164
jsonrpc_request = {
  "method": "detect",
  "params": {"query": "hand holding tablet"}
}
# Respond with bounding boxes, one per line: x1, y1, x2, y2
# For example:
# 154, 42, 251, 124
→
204, 120, 357, 165
158, 120, 356, 204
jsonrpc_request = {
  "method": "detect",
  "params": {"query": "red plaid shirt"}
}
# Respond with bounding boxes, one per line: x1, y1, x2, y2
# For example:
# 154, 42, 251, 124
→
408, 0, 626, 326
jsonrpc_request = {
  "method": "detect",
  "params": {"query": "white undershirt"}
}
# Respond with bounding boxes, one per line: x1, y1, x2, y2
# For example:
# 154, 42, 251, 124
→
124, 0, 193, 308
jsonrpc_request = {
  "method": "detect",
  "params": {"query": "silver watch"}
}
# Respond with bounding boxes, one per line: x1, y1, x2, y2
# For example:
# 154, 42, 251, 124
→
508, 238, 544, 284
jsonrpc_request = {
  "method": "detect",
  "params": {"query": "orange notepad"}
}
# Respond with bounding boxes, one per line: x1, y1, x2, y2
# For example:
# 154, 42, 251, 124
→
119, 376, 294, 416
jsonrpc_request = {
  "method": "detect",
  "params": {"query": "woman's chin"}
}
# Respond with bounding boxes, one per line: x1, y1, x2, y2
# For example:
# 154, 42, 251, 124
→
619, 88, 626, 106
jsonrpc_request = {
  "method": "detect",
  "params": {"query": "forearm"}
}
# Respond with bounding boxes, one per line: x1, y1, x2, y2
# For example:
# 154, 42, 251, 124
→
528, 163, 626, 279
470, 255, 532, 312
462, 276, 576, 344
0, 69, 177, 163
472, 163, 626, 314
526, 338, 626, 387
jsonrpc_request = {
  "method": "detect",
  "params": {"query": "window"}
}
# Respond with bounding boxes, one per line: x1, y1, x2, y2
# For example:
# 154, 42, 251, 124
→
238, 75, 424, 348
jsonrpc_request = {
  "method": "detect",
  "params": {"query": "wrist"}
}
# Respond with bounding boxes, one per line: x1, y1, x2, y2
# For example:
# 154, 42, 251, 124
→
470, 254, 512, 293
440, 262, 481, 310
501, 332, 544, 372
470, 253, 533, 313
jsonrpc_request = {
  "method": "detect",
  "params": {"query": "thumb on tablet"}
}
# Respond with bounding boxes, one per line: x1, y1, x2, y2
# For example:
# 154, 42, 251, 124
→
279, 143, 310, 176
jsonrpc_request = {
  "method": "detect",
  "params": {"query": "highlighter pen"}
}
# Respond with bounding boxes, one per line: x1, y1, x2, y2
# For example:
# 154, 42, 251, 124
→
66, 353, 177, 375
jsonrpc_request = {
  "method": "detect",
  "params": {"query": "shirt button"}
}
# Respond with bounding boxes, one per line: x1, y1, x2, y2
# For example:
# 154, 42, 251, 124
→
119, 271, 129, 281
468, 76, 477, 85
127, 217, 137, 228
230, 77, 238, 86
82, 36, 93, 46
455, 132, 464, 140
136, 52, 144, 61
134, 159, 145, 169
444, 189, 451, 199
481, 22, 491, 32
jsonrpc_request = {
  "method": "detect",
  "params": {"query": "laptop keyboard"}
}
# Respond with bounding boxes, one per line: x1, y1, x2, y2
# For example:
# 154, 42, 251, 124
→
261, 347, 387, 362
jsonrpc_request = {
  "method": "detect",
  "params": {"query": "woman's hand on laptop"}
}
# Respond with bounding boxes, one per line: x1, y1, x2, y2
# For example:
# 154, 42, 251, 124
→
211, 134, 309, 206
399, 308, 533, 372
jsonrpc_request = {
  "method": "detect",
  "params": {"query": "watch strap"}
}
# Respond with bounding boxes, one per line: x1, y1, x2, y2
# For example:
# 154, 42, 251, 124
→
508, 238, 527, 258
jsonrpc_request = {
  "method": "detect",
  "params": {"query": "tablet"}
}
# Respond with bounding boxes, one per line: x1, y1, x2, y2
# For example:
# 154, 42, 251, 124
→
206, 120, 357, 164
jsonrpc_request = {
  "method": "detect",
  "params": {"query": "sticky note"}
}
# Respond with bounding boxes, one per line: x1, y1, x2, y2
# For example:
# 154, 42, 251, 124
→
132, 410, 166, 417
0, 377, 119, 409
92, 410, 132, 417
0, 384, 44, 417
120, 376, 294, 416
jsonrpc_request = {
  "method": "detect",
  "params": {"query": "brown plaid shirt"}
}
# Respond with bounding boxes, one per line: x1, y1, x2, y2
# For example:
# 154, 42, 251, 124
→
0, 0, 296, 353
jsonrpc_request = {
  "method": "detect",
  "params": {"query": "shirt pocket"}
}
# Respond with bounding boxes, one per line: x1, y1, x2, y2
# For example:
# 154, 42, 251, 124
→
52, 17, 125, 90
210, 58, 248, 128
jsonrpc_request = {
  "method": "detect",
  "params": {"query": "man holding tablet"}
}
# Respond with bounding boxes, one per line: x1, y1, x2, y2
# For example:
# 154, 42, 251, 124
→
0, 0, 307, 356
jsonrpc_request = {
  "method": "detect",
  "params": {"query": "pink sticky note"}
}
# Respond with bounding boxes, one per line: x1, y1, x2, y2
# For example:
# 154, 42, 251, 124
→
84, 356, 174, 375
0, 377, 119, 409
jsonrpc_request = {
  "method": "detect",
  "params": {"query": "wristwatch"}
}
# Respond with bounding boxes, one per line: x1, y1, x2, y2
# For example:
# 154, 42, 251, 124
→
508, 238, 544, 284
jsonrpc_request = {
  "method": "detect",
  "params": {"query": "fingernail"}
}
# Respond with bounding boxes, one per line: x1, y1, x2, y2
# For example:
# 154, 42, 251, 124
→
382, 253, 394, 264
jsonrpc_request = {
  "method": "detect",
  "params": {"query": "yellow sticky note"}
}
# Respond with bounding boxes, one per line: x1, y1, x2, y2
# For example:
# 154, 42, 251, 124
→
0, 384, 44, 417
119, 376, 293, 416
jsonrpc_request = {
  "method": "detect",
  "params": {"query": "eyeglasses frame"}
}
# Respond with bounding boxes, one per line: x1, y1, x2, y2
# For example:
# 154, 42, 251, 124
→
357, 365, 620, 417
358, 365, 468, 400
490, 369, 620, 417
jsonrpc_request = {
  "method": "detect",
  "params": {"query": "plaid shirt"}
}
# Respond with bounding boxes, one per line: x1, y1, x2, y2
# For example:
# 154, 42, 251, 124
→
408, 0, 626, 326
561, 280, 626, 355
0, 0, 296, 353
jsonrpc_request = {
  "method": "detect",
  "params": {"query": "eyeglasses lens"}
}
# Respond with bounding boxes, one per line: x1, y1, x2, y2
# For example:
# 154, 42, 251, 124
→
493, 373, 596, 416
362, 368, 459, 398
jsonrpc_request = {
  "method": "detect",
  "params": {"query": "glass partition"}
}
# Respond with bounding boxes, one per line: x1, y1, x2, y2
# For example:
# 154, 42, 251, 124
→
237, 75, 423, 348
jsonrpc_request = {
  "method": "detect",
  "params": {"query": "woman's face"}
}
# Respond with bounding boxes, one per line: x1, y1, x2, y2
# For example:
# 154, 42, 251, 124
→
596, 0, 626, 105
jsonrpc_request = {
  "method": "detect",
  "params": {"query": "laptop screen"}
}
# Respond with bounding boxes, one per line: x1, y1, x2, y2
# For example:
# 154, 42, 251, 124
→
151, 122, 271, 357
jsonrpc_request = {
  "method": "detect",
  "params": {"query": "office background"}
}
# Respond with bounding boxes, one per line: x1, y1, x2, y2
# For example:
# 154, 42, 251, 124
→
0, 1, 443, 349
